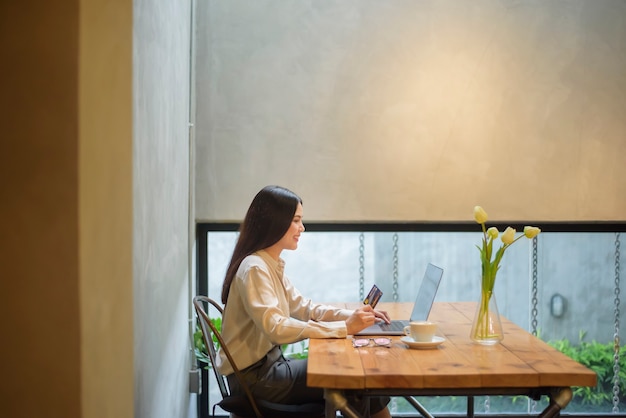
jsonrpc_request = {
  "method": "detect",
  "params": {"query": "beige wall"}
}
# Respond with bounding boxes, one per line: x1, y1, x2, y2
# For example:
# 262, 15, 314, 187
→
1, 2, 83, 416
80, 0, 134, 417
195, 0, 626, 223
2, 1, 134, 417
2, 0, 194, 416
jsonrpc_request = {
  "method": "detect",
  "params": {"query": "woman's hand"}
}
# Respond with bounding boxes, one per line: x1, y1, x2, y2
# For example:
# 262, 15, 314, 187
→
345, 305, 391, 335
373, 307, 391, 324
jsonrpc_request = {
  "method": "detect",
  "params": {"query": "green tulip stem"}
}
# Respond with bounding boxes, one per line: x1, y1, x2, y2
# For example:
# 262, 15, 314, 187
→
476, 289, 493, 339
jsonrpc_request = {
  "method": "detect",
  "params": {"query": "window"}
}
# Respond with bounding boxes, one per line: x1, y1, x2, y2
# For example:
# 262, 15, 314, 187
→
198, 223, 625, 416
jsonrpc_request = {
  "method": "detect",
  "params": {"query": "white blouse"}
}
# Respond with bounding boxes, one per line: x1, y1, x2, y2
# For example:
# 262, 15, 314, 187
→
216, 250, 352, 375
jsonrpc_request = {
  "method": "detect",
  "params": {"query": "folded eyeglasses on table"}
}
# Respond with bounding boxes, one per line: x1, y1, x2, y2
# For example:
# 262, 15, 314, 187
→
352, 337, 392, 347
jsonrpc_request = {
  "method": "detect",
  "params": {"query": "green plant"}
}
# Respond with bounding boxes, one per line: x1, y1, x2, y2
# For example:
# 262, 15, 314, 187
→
548, 331, 626, 406
194, 317, 222, 367
283, 340, 309, 359
194, 316, 310, 365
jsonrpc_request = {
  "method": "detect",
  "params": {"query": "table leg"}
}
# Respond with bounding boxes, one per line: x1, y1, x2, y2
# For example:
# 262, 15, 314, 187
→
323, 389, 362, 418
538, 387, 573, 418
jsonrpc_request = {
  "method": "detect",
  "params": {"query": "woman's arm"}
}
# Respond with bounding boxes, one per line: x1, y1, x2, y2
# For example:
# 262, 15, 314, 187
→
237, 265, 348, 344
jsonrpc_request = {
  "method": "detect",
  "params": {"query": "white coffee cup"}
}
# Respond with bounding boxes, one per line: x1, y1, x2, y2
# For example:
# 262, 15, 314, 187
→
403, 321, 437, 342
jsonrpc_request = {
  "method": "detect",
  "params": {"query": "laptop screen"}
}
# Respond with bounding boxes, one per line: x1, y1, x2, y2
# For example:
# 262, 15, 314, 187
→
409, 263, 444, 321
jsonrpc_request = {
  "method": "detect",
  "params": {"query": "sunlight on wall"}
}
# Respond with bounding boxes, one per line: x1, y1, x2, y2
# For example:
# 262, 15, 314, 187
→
195, 1, 626, 222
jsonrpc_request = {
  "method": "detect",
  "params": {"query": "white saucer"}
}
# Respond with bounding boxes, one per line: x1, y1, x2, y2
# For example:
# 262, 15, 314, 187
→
401, 335, 445, 349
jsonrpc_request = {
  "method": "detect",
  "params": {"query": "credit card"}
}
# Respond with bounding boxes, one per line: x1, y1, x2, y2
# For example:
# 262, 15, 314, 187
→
363, 284, 383, 308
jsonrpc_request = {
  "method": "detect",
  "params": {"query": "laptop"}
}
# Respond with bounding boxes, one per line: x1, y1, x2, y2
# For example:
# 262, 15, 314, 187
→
355, 263, 444, 336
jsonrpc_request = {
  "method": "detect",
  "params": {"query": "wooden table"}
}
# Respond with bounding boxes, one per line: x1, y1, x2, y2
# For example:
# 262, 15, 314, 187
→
307, 302, 597, 418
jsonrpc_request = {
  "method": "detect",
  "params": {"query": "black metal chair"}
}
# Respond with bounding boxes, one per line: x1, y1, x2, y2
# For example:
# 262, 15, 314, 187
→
193, 295, 325, 418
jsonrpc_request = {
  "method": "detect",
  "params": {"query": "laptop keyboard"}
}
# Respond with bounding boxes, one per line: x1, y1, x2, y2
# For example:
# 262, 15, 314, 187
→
377, 321, 406, 332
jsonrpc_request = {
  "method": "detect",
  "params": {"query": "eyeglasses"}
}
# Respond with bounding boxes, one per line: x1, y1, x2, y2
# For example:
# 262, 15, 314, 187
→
352, 337, 392, 348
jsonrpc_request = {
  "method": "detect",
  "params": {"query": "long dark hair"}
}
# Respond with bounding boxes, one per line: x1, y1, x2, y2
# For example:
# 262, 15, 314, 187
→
221, 185, 303, 304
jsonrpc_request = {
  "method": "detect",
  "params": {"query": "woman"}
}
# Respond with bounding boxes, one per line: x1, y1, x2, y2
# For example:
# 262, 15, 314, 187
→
217, 185, 392, 417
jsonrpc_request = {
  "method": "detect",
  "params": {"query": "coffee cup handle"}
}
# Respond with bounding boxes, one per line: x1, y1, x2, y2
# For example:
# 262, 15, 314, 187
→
403, 325, 411, 336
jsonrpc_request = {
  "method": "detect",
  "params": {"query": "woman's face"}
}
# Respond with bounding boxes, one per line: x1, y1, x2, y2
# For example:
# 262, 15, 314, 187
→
275, 202, 305, 252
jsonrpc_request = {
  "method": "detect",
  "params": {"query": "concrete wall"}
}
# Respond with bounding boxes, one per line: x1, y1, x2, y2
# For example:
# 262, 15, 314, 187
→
195, 0, 626, 223
133, 1, 194, 418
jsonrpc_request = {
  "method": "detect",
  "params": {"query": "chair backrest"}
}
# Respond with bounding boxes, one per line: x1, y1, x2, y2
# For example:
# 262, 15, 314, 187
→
193, 295, 324, 418
193, 295, 264, 418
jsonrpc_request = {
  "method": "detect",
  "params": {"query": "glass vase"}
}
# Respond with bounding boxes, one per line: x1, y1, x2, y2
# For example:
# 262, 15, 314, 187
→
470, 289, 504, 345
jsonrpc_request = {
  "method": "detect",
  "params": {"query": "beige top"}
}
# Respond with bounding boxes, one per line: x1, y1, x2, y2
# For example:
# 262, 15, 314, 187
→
216, 250, 353, 376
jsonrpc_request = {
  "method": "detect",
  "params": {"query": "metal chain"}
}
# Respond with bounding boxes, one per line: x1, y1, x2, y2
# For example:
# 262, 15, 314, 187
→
529, 236, 539, 415
531, 236, 539, 336
392, 233, 399, 302
359, 233, 365, 301
613, 232, 621, 413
